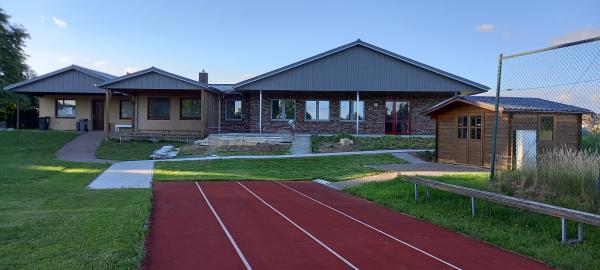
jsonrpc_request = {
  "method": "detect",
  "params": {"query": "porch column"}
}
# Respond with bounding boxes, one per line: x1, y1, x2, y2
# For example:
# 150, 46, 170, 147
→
104, 90, 112, 140
259, 90, 263, 133
128, 94, 136, 130
15, 94, 20, 129
356, 91, 360, 135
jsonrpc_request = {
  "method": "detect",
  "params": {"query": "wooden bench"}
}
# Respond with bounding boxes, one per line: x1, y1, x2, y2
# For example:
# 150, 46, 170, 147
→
404, 176, 600, 244
117, 130, 202, 143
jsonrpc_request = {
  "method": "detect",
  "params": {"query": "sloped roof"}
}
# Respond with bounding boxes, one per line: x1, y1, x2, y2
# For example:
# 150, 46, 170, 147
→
98, 67, 219, 93
4, 65, 116, 94
234, 39, 489, 93
426, 95, 592, 115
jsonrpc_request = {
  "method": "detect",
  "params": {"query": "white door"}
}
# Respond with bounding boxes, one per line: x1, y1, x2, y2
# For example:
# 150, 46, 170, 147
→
515, 130, 537, 169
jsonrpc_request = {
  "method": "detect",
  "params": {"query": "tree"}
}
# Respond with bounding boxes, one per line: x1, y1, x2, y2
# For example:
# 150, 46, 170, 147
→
0, 7, 37, 127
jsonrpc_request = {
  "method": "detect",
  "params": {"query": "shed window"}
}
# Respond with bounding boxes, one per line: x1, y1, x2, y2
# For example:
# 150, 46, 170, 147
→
120, 100, 133, 119
305, 100, 329, 121
271, 99, 295, 120
539, 116, 554, 141
457, 116, 468, 139
56, 99, 76, 118
470, 115, 481, 140
226, 100, 242, 120
340, 100, 364, 121
148, 97, 170, 120
180, 98, 201, 120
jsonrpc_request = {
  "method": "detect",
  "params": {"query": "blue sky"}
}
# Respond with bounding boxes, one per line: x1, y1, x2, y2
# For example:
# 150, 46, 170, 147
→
2, 0, 599, 88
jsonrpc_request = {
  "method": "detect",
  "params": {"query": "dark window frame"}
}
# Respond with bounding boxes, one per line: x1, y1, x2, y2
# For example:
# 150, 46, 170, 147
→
147, 97, 171, 120
119, 100, 133, 120
305, 100, 330, 121
339, 100, 365, 122
271, 99, 296, 121
225, 99, 243, 121
457, 116, 468, 139
539, 116, 554, 141
179, 98, 201, 120
55, 99, 77, 118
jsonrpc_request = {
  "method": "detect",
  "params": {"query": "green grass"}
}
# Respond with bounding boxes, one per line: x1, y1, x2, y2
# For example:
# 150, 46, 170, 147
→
346, 174, 600, 270
582, 133, 600, 154
311, 133, 435, 153
154, 154, 403, 181
0, 130, 151, 269
96, 139, 182, 161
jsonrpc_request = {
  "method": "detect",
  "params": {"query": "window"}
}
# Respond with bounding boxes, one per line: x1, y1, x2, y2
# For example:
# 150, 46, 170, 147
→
226, 100, 242, 120
305, 100, 329, 121
457, 116, 468, 139
539, 116, 554, 141
470, 115, 482, 140
340, 100, 364, 121
271, 99, 295, 120
55, 99, 76, 118
148, 97, 171, 120
180, 98, 201, 120
120, 100, 133, 119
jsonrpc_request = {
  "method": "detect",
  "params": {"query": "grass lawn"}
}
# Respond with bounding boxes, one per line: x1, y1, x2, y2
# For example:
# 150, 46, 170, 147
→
96, 139, 182, 161
0, 130, 151, 269
346, 174, 600, 270
154, 154, 403, 181
312, 133, 434, 153
178, 143, 291, 157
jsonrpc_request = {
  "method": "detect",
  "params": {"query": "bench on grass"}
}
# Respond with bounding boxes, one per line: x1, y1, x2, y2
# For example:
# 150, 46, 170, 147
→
404, 176, 600, 244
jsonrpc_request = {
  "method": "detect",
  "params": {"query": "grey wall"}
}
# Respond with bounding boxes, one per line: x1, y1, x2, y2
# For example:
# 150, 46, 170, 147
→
10, 69, 106, 94
103, 72, 201, 90
237, 45, 482, 94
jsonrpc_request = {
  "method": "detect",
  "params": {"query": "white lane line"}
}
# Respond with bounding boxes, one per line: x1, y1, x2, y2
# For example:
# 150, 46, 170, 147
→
194, 182, 253, 270
276, 181, 462, 270
236, 181, 359, 270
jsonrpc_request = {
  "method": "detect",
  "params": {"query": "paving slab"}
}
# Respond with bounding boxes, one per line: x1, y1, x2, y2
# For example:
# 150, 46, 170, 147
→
56, 131, 116, 163
290, 135, 311, 155
88, 160, 154, 189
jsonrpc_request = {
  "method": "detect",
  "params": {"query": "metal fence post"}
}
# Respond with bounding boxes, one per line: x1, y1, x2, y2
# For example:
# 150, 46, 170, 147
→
489, 54, 503, 183
471, 197, 476, 218
561, 218, 567, 244
414, 184, 419, 200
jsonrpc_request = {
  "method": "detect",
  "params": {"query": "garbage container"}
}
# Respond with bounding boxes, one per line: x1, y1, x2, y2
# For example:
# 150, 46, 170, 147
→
76, 121, 81, 131
79, 118, 88, 132
38, 117, 50, 130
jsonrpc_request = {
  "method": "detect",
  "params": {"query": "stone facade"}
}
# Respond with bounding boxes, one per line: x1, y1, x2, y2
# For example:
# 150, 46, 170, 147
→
219, 91, 452, 135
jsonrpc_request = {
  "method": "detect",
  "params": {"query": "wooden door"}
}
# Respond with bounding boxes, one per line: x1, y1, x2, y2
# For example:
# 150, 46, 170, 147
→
468, 114, 483, 166
92, 100, 104, 131
456, 115, 469, 164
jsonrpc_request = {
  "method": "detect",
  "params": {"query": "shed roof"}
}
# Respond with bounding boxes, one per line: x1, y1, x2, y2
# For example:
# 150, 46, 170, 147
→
234, 39, 489, 93
4, 65, 116, 94
426, 96, 592, 115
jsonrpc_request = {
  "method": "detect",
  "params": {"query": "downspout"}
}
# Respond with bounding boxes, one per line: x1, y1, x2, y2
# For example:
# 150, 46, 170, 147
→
259, 90, 263, 134
356, 91, 360, 135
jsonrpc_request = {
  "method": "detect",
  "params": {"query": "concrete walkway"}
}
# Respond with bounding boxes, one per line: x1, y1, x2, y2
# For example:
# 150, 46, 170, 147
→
290, 135, 311, 154
88, 160, 154, 189
56, 131, 116, 163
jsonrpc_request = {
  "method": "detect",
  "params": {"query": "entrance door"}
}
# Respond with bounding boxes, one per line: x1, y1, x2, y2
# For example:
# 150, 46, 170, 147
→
468, 114, 482, 166
92, 100, 104, 131
385, 101, 410, 134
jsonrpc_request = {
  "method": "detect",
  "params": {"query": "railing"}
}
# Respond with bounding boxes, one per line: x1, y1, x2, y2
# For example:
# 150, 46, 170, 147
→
405, 176, 600, 244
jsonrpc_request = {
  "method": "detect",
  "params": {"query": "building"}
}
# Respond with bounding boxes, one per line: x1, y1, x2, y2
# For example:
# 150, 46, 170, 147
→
425, 96, 591, 169
5, 40, 489, 138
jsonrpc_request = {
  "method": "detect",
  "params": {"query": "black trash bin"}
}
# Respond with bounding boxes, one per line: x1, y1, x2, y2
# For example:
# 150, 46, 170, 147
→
76, 121, 81, 131
79, 118, 88, 132
38, 117, 50, 130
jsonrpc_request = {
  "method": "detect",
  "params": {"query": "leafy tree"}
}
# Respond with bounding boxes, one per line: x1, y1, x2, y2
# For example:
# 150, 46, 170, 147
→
0, 7, 37, 127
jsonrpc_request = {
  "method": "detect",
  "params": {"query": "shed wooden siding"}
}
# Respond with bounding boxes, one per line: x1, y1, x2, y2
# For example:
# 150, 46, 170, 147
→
509, 113, 581, 156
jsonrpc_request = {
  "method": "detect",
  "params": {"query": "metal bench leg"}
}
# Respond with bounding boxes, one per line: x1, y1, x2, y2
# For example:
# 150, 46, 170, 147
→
561, 218, 567, 244
471, 197, 476, 218
578, 223, 584, 242
414, 184, 419, 200
426, 187, 430, 199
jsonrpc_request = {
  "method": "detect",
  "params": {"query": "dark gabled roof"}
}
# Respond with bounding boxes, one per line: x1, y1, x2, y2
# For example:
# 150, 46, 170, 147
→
426, 95, 592, 115
4, 65, 116, 92
234, 39, 489, 92
97, 67, 220, 93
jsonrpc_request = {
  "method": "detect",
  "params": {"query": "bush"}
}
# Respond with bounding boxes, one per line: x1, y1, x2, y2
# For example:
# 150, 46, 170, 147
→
311, 133, 435, 153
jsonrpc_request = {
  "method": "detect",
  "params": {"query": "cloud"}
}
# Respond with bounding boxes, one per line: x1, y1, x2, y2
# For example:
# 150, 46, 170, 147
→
93, 59, 108, 67
475, 24, 495, 33
52, 17, 67, 27
550, 28, 600, 46
123, 67, 138, 74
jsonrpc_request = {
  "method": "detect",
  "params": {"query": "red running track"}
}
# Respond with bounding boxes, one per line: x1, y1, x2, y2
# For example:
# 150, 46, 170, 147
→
143, 181, 552, 270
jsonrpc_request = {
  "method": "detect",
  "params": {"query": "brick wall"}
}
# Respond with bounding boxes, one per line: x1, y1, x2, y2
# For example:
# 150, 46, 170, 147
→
218, 91, 452, 135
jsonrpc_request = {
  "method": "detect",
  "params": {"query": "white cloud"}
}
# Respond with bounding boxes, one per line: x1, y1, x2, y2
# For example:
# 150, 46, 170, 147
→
52, 17, 67, 27
550, 28, 600, 46
93, 59, 108, 67
475, 23, 495, 33
123, 67, 138, 74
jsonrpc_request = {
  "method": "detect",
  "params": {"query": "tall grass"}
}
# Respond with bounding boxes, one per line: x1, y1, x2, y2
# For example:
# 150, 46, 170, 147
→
494, 146, 600, 212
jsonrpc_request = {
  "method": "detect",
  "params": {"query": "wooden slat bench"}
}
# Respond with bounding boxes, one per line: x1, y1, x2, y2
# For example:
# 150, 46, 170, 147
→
405, 176, 600, 244
117, 130, 202, 143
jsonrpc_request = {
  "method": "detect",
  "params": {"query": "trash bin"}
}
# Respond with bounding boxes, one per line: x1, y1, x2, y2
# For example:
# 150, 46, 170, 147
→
76, 121, 81, 131
38, 117, 50, 130
79, 118, 88, 132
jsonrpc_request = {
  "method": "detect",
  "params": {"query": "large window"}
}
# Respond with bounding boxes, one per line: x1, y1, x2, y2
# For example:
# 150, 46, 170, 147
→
55, 99, 76, 118
305, 100, 329, 121
271, 99, 295, 120
340, 100, 364, 121
226, 100, 242, 120
148, 97, 171, 120
539, 116, 554, 141
457, 116, 468, 139
120, 100, 133, 119
470, 115, 482, 140
180, 98, 201, 120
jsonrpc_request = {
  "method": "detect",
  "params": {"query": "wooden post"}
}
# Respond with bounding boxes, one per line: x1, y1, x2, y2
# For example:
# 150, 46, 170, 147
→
15, 94, 20, 129
104, 90, 112, 140
128, 94, 136, 130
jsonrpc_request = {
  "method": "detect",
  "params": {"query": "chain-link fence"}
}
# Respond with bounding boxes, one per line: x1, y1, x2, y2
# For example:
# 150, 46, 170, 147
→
489, 37, 600, 212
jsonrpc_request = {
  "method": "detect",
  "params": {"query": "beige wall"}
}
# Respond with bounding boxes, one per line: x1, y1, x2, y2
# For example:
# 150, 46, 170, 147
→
39, 95, 96, 130
134, 94, 202, 132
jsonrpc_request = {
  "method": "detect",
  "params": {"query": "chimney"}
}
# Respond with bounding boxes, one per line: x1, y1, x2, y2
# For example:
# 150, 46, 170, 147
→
198, 70, 208, 84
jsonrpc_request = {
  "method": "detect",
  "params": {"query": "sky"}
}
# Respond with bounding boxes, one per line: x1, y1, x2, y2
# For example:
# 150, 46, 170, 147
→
1, 0, 600, 89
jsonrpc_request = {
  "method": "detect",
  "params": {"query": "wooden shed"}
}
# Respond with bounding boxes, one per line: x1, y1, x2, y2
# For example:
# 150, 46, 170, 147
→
425, 96, 591, 170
